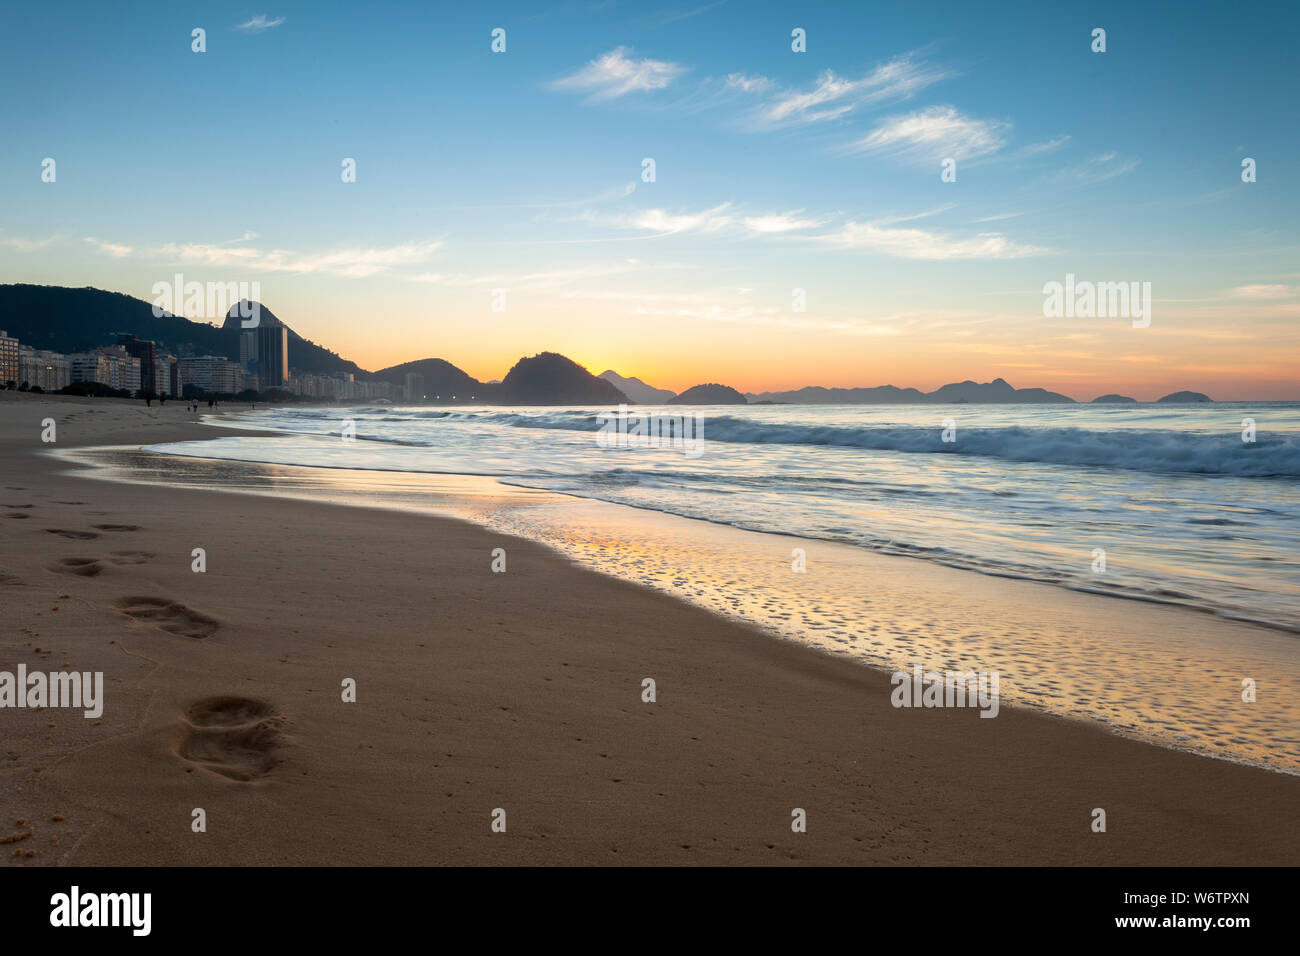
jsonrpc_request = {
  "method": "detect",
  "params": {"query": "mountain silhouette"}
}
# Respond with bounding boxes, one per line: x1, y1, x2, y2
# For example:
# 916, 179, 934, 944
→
749, 378, 1075, 404
599, 370, 676, 404
373, 358, 484, 399
0, 284, 364, 378
498, 352, 627, 405
668, 383, 747, 405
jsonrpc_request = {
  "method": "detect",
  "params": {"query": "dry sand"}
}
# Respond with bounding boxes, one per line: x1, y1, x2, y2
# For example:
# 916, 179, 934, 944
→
1, 393, 1297, 865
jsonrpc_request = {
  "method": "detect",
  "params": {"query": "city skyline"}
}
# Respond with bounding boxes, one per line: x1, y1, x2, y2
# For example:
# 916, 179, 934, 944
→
2, 0, 1297, 400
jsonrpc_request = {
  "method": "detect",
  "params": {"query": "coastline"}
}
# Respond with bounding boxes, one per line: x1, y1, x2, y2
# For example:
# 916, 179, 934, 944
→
2, 393, 1298, 865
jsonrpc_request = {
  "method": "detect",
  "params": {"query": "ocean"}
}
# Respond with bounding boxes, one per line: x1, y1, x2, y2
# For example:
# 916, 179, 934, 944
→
145, 401, 1300, 633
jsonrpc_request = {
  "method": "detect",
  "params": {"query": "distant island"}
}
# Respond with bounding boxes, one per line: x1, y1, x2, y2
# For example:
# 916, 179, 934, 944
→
1156, 391, 1214, 403
748, 378, 1079, 405
668, 383, 748, 405
0, 284, 1221, 405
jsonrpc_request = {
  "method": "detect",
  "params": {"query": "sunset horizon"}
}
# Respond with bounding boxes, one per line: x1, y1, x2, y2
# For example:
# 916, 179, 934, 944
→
4, 1, 1296, 400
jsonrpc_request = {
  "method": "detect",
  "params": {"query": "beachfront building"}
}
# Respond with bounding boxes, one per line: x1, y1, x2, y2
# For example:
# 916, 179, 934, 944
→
116, 334, 158, 395
0, 330, 20, 387
179, 355, 243, 394
152, 353, 182, 399
68, 346, 142, 393
288, 371, 396, 401
169, 356, 183, 398
257, 320, 289, 388
19, 347, 72, 391
240, 315, 290, 389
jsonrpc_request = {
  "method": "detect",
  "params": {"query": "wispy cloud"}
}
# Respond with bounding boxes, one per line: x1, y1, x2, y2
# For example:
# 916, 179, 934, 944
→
846, 106, 1009, 162
747, 53, 952, 129
619, 203, 735, 235
409, 260, 661, 289
236, 15, 285, 33
84, 236, 133, 257
1057, 152, 1141, 185
460, 182, 637, 212
1019, 135, 1071, 156
122, 238, 446, 277
549, 47, 688, 101
811, 218, 1049, 260
0, 235, 58, 251
743, 211, 830, 233
872, 203, 957, 226
725, 73, 773, 94
1227, 284, 1295, 299
640, 1, 728, 27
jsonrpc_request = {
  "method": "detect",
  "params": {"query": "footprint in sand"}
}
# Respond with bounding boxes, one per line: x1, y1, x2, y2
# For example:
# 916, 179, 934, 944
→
177, 697, 284, 781
114, 596, 219, 639
49, 557, 105, 577
92, 524, 141, 532
46, 529, 99, 540
109, 551, 155, 565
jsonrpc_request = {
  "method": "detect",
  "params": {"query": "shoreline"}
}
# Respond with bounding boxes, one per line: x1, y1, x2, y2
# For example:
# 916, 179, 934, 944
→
2, 393, 1298, 865
52, 417, 1300, 777
54, 443, 1300, 778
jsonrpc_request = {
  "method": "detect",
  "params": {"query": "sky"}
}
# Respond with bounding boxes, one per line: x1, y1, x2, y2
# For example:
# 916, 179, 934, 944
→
1, 0, 1297, 400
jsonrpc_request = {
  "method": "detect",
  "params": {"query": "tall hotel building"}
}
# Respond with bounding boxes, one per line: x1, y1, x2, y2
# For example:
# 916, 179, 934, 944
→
116, 334, 158, 395
240, 315, 289, 389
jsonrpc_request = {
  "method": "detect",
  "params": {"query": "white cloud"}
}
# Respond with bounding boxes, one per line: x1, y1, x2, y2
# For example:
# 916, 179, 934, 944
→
0, 235, 58, 251
847, 106, 1009, 161
621, 204, 735, 234
84, 236, 133, 257
751, 53, 952, 128
1227, 284, 1295, 299
743, 211, 829, 233
550, 47, 687, 101
236, 15, 285, 32
813, 219, 1049, 260
725, 73, 773, 94
150, 239, 443, 277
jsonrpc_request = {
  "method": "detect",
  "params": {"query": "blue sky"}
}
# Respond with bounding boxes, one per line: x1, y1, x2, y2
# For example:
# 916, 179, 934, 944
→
2, 0, 1297, 397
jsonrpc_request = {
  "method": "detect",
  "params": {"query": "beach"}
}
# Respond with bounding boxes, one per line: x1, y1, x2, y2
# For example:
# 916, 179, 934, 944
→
1, 392, 1297, 866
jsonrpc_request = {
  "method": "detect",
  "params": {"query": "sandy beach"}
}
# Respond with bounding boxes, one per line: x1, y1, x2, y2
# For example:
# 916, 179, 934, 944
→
1, 393, 1297, 866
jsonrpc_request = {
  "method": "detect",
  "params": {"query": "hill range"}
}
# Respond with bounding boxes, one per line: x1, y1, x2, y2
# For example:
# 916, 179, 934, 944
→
0, 284, 1213, 404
